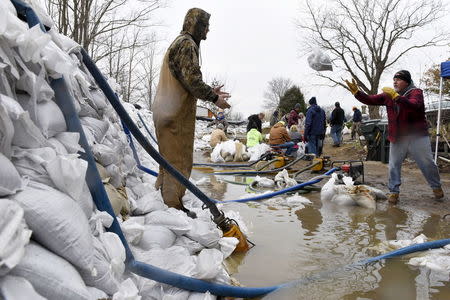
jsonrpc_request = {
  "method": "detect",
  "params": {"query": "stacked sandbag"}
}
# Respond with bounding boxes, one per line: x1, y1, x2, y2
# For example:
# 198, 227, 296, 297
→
0, 1, 240, 299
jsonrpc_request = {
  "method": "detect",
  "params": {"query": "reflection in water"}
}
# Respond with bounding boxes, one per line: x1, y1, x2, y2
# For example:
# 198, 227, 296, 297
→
296, 205, 323, 236
375, 206, 409, 241
208, 175, 227, 200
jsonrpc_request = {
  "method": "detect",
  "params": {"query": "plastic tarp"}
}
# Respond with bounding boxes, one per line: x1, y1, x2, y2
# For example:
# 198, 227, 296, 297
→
441, 61, 450, 79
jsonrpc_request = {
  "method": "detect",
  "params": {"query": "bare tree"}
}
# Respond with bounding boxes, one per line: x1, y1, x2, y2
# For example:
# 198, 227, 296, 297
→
263, 77, 293, 110
45, 0, 162, 57
137, 42, 160, 110
297, 0, 448, 118
422, 59, 450, 96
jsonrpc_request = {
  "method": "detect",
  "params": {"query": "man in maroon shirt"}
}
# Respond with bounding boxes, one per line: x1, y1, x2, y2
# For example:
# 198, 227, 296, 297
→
345, 70, 444, 204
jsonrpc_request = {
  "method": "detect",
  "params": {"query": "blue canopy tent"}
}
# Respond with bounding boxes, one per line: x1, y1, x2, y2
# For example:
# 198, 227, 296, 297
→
434, 61, 450, 162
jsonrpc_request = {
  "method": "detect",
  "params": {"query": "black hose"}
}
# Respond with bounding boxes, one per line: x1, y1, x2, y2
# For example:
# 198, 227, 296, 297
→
211, 155, 306, 176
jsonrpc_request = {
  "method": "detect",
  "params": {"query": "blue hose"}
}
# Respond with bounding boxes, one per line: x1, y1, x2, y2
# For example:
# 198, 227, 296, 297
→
122, 123, 158, 177
214, 168, 338, 204
13, 2, 450, 297
137, 112, 158, 145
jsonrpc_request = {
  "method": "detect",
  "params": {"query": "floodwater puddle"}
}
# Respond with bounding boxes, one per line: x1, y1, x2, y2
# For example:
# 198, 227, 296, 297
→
191, 163, 450, 299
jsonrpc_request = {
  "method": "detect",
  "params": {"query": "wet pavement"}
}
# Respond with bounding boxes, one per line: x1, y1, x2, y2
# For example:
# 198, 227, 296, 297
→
191, 152, 450, 300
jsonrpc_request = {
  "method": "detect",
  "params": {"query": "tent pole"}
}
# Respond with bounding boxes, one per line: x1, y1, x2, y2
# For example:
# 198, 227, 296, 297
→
434, 77, 443, 163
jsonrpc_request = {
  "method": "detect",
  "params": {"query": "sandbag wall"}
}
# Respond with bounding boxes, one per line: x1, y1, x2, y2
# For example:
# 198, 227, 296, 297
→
0, 1, 239, 299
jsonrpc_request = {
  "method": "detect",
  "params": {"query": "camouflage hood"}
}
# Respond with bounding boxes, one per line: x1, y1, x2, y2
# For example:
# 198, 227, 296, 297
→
181, 8, 210, 45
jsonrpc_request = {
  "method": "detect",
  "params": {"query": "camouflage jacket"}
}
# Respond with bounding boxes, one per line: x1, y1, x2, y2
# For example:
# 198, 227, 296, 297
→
167, 8, 218, 103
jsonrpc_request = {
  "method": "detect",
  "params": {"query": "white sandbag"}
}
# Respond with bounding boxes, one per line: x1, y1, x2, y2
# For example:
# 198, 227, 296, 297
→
131, 182, 154, 198
12, 181, 94, 273
121, 218, 145, 245
139, 225, 176, 250
77, 182, 94, 219
0, 102, 14, 158
161, 287, 191, 300
112, 278, 141, 300
96, 162, 110, 181
0, 275, 46, 300
133, 191, 167, 215
80, 234, 124, 295
11, 146, 56, 186
87, 286, 108, 300
285, 194, 312, 208
173, 236, 204, 255
47, 137, 68, 154
247, 143, 271, 162
253, 176, 275, 188
185, 219, 222, 248
194, 249, 223, 280
145, 209, 192, 235
12, 111, 48, 148
10, 242, 91, 300
92, 143, 120, 166
45, 153, 87, 202
16, 25, 51, 63
0, 200, 31, 276
210, 143, 224, 163
0, 153, 24, 196
35, 100, 67, 138
78, 97, 101, 118
133, 246, 196, 277
106, 164, 123, 188
54, 132, 83, 154
274, 169, 298, 189
90, 89, 108, 111
89, 210, 114, 236
296, 142, 306, 157
81, 116, 109, 143
188, 291, 215, 300
0, 94, 24, 120
41, 40, 77, 76
218, 237, 238, 259
307, 48, 333, 71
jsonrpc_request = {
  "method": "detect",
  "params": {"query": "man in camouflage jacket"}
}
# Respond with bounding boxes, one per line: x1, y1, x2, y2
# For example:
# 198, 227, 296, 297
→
152, 8, 230, 213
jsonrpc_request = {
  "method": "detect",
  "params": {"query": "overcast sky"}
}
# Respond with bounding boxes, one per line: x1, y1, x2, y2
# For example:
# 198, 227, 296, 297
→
155, 0, 449, 117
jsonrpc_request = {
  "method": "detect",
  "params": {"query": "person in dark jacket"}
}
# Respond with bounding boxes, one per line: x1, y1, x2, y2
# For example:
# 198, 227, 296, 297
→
270, 110, 280, 126
345, 70, 443, 204
304, 97, 326, 156
247, 112, 265, 132
351, 106, 362, 140
329, 101, 346, 147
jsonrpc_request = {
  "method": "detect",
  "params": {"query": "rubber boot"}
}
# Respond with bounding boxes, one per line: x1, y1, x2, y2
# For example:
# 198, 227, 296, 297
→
433, 188, 444, 202
387, 193, 399, 205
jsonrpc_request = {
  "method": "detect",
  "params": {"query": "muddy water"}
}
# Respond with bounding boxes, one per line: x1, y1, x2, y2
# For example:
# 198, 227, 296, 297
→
191, 163, 450, 300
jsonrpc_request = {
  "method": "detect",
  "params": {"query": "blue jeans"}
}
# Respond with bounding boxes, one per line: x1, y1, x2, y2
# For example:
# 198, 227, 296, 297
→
330, 125, 343, 145
272, 141, 295, 155
307, 135, 319, 155
388, 135, 441, 193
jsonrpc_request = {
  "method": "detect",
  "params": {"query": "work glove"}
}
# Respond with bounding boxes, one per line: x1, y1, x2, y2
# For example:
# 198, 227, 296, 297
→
381, 87, 399, 100
344, 78, 359, 95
